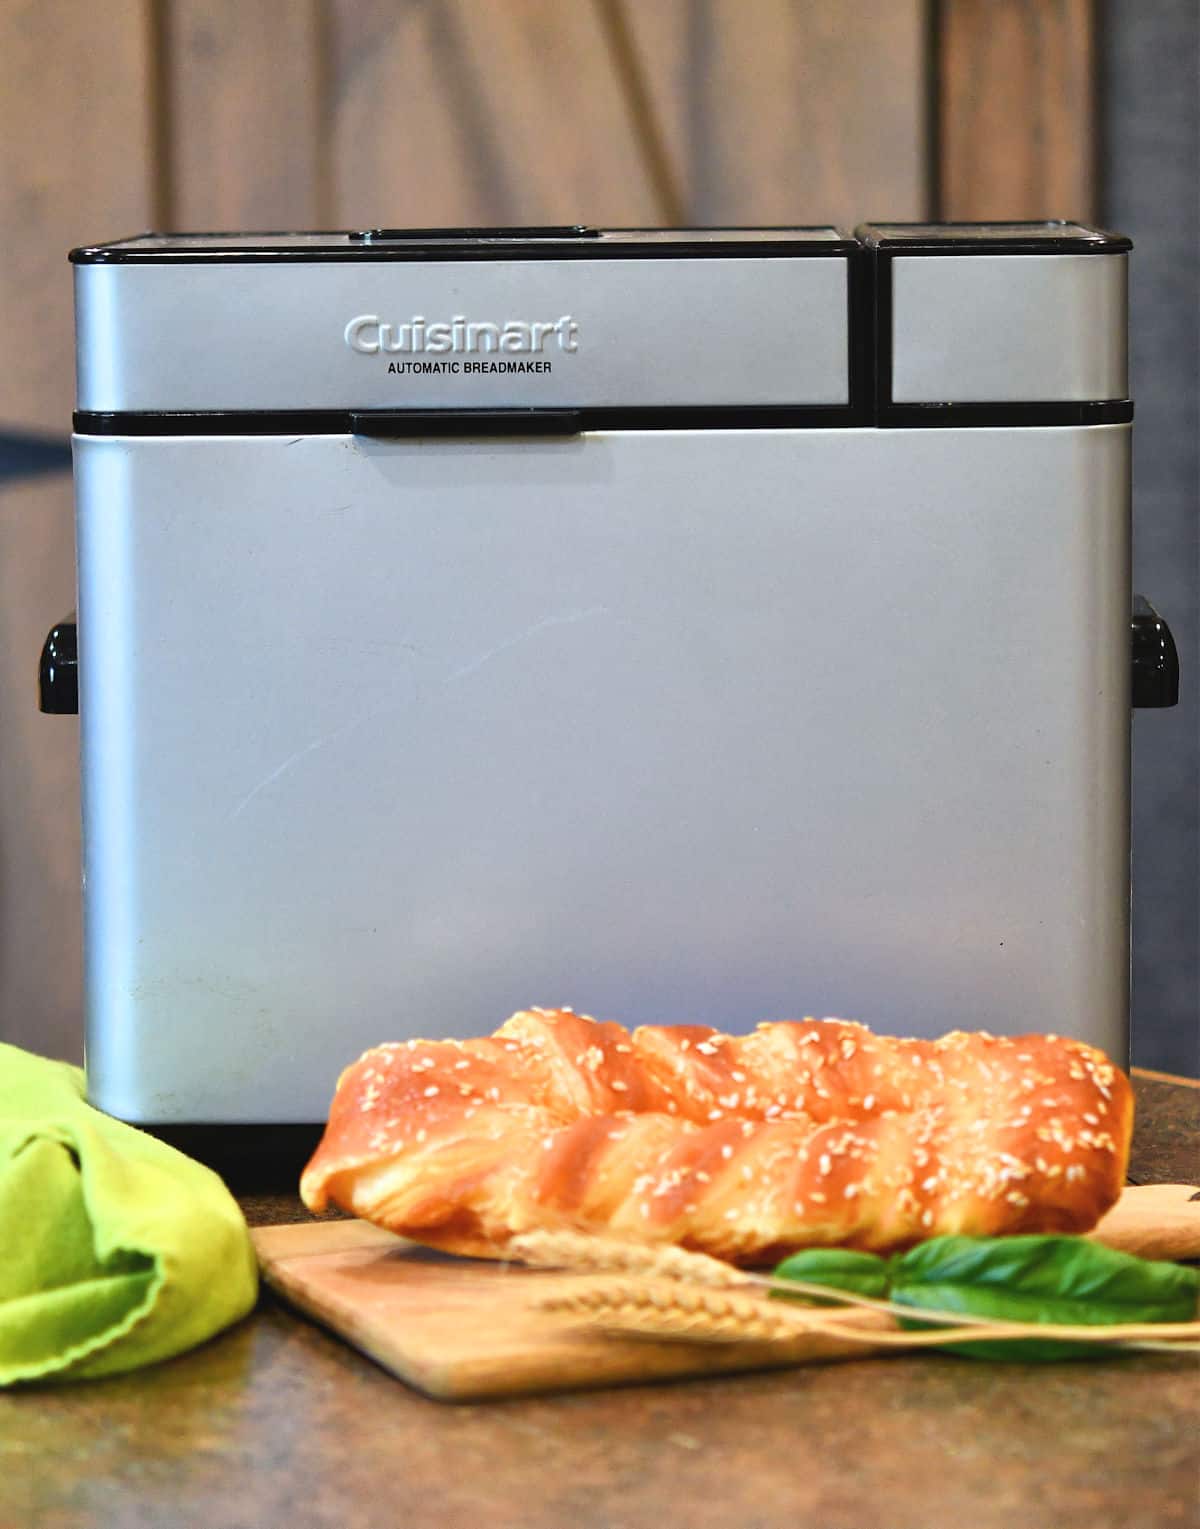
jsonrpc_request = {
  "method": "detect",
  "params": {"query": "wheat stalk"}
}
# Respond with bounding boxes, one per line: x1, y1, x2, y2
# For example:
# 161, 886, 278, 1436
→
536, 1272, 1200, 1354
508, 1229, 755, 1289
512, 1229, 1200, 1350
538, 1276, 833, 1344
511, 1229, 1200, 1355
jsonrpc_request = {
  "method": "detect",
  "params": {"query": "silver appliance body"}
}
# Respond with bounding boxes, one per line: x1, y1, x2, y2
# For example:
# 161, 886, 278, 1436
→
68, 224, 1137, 1123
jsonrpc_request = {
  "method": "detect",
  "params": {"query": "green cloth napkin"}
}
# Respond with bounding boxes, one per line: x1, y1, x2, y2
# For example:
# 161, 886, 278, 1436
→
0, 1043, 258, 1384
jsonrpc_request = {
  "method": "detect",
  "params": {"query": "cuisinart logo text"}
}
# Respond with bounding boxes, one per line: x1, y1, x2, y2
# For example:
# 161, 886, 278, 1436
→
344, 314, 579, 355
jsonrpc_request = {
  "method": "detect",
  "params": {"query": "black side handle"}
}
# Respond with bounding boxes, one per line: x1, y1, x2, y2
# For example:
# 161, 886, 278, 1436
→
39, 617, 78, 714
32, 601, 1183, 717
1131, 597, 1179, 708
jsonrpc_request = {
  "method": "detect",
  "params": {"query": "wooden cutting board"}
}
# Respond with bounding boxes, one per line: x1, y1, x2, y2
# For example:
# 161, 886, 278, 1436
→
253, 1183, 1200, 1402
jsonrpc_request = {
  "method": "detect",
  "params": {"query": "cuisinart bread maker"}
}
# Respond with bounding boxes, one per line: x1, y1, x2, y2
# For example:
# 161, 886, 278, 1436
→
44, 223, 1178, 1128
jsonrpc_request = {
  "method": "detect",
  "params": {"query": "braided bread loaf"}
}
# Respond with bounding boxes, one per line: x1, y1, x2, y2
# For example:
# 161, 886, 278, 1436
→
300, 1009, 1132, 1264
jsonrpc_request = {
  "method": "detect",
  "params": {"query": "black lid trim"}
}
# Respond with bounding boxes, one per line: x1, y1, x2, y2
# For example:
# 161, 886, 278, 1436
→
856, 221, 1132, 256
73, 400, 1133, 437
70, 227, 857, 264
880, 401, 1133, 427
73, 405, 864, 437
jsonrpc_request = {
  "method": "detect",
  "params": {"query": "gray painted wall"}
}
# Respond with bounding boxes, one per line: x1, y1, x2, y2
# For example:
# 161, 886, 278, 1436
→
1103, 0, 1199, 1074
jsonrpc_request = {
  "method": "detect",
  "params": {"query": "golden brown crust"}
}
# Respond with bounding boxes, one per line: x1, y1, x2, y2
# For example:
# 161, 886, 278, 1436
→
300, 1009, 1133, 1264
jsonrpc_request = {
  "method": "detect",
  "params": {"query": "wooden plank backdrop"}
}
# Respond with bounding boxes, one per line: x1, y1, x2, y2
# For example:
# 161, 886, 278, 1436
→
0, 0, 158, 1062
163, 0, 327, 229
328, 0, 665, 227
0, 0, 157, 432
938, 0, 1097, 220
619, 0, 929, 226
0, 0, 1099, 1062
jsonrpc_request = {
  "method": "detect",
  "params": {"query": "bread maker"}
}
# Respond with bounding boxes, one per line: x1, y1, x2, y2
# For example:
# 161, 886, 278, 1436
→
41, 223, 1178, 1125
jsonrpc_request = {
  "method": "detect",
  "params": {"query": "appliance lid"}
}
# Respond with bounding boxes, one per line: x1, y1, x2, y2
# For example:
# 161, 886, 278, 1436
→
72, 227, 858, 417
71, 223, 1133, 431
858, 221, 1130, 413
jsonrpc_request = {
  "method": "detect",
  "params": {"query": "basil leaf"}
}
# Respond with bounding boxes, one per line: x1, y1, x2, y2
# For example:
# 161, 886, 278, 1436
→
890, 1236, 1200, 1361
771, 1249, 891, 1302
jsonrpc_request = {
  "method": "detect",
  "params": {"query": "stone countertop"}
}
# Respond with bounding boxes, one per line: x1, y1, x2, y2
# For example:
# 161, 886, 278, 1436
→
3, 1073, 1197, 1529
